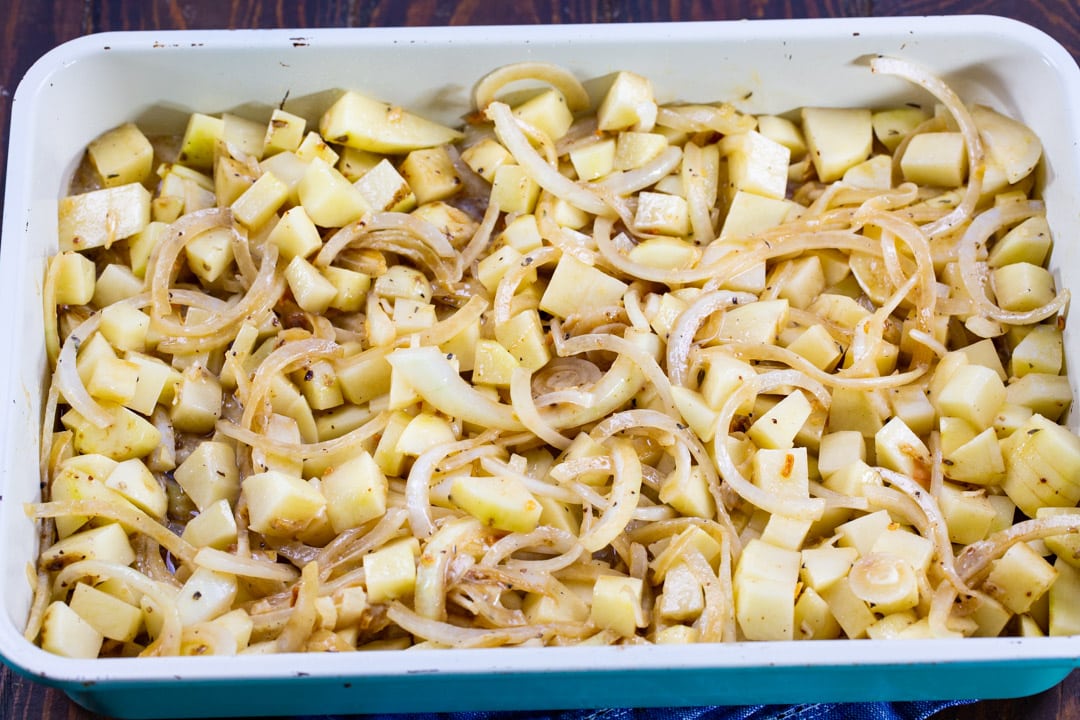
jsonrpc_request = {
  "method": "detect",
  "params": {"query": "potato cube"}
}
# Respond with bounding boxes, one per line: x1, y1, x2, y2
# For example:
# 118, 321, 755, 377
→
104, 458, 167, 518
231, 171, 290, 231
871, 106, 929, 152
591, 575, 646, 637
900, 132, 968, 187
461, 138, 515, 183
1001, 414, 1080, 517
716, 298, 788, 346
971, 105, 1042, 184
177, 112, 224, 168
298, 157, 371, 227
321, 451, 388, 534
295, 130, 340, 165
540, 254, 627, 319
718, 190, 792, 240
363, 538, 419, 603
264, 108, 307, 155
987, 215, 1052, 269
267, 206, 323, 261
801, 106, 872, 182
285, 255, 338, 314
1006, 373, 1073, 421
40, 522, 136, 571
243, 470, 326, 538
874, 417, 931, 479
523, 581, 590, 624
633, 191, 689, 236
748, 390, 812, 450
757, 115, 807, 158
943, 427, 1006, 485
449, 474, 541, 533
88, 123, 153, 187
939, 482, 996, 544
181, 498, 238, 550
984, 541, 1057, 614
613, 131, 668, 171
817, 431, 866, 479
125, 351, 180, 415
992, 262, 1056, 312
597, 71, 657, 132
800, 545, 859, 593
721, 131, 790, 200
177, 567, 238, 626
472, 338, 519, 387
171, 365, 222, 434
819, 576, 876, 639
399, 146, 461, 205
373, 264, 432, 302
40, 601, 103, 659
734, 539, 800, 641
490, 163, 540, 213
61, 403, 160, 461
336, 348, 392, 406
59, 183, 151, 252
569, 138, 616, 181
513, 88, 574, 142
355, 158, 417, 213
174, 441, 240, 512
659, 465, 716, 519
493, 309, 550, 371
87, 356, 139, 406
842, 154, 893, 190
184, 226, 235, 284
935, 363, 1007, 432
1010, 325, 1063, 378
836, 509, 892, 557
70, 582, 143, 642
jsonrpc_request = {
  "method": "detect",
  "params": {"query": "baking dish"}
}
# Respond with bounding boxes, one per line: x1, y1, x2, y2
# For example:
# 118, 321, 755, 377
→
1, 16, 1079, 718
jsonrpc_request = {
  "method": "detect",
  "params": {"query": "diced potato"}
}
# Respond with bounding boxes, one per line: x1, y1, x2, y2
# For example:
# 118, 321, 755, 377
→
184, 226, 235, 284
61, 403, 161, 461
991, 262, 1056, 312
900, 132, 968, 187
984, 541, 1057, 614
40, 522, 136, 572
59, 183, 151, 252
319, 90, 463, 153
541, 254, 628, 319
296, 131, 340, 165
597, 72, 657, 132
355, 158, 417, 212
757, 115, 807, 159
493, 309, 550, 371
461, 138, 515, 183
939, 482, 996, 544
399, 146, 461, 205
490, 163, 540, 213
634, 191, 690, 236
87, 356, 139, 406
243, 470, 326, 538
871, 106, 929, 152
177, 112, 224, 168
88, 123, 154, 187
177, 567, 238, 626
659, 465, 715, 519
267, 206, 323, 261
222, 113, 266, 158
1001, 414, 1080, 517
472, 339, 519, 387
569, 138, 616, 180
698, 351, 756, 412
591, 575, 646, 637
321, 451, 388, 534
841, 154, 892, 190
363, 537, 419, 603
718, 190, 791, 240
524, 580, 590, 624
70, 582, 143, 642
181, 498, 238, 550
1006, 373, 1073, 422
628, 236, 699, 271
263, 108, 307, 155
801, 107, 873, 182
336, 348, 392, 406
716, 298, 788, 346
104, 458, 167, 518
171, 365, 222, 434
734, 538, 800, 641
720, 131, 790, 200
322, 266, 370, 313
874, 417, 931, 480
125, 351, 180, 415
174, 441, 240, 513
373, 264, 432, 302
285, 255, 339, 314
513, 88, 574, 141
449, 474, 541, 533
836, 509, 892, 557
1010, 324, 1063, 378
748, 391, 812, 450
987, 215, 1052, 269
298, 157, 371, 227
1049, 558, 1080, 636
40, 601, 104, 659
800, 545, 859, 593
819, 576, 877, 639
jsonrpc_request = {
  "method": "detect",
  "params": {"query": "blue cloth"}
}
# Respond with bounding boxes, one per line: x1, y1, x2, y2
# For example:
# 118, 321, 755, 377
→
300, 701, 973, 720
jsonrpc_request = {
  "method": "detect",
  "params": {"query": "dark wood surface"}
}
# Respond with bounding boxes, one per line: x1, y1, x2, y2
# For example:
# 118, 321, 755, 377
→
1, 1, 1078, 719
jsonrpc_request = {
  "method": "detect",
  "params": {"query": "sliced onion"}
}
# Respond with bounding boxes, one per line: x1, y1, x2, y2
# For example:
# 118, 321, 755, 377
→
405, 432, 502, 538
579, 439, 642, 552
596, 146, 682, 197
275, 561, 320, 653
511, 367, 574, 450
666, 290, 760, 385
957, 514, 1080, 584
387, 601, 587, 648
53, 312, 112, 428
474, 61, 591, 113
194, 547, 300, 582
656, 104, 755, 134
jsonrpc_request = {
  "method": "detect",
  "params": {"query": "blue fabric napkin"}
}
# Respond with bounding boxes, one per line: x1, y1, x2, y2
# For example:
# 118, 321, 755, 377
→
300, 700, 973, 720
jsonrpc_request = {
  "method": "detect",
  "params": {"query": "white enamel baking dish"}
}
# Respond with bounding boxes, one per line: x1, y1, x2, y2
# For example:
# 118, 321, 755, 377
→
1, 16, 1078, 719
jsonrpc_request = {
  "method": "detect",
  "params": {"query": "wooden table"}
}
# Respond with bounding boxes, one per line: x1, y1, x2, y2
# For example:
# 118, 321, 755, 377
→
1, 1, 1078, 719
